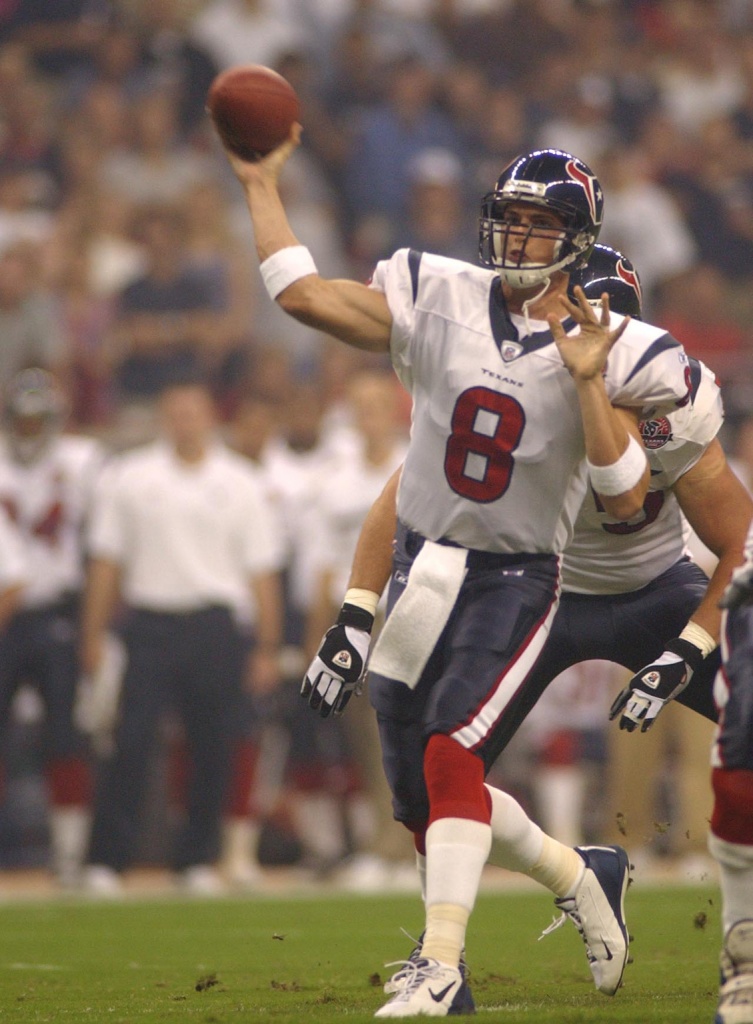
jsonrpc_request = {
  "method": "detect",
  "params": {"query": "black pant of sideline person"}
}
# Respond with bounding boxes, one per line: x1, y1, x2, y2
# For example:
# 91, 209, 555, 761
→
87, 605, 245, 874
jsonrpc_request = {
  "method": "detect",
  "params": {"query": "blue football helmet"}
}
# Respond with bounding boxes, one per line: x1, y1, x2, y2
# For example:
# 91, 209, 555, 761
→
479, 149, 604, 288
568, 244, 643, 319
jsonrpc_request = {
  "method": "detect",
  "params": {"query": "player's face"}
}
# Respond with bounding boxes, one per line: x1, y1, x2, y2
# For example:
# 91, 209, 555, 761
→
493, 201, 566, 270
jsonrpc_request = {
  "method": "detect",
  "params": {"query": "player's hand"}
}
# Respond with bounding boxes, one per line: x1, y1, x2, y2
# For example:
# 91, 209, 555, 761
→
224, 123, 301, 187
719, 563, 753, 611
549, 286, 630, 382
301, 603, 374, 718
609, 637, 704, 732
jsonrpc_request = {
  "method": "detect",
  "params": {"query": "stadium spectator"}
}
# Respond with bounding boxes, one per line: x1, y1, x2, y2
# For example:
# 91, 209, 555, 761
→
105, 202, 230, 405
0, 242, 68, 385
82, 380, 282, 895
189, 0, 306, 73
99, 89, 216, 207
342, 53, 462, 235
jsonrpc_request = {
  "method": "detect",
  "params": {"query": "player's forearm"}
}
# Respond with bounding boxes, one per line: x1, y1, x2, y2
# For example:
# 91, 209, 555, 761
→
347, 469, 401, 596
81, 558, 122, 639
242, 176, 302, 263
575, 381, 648, 519
250, 571, 283, 654
0, 583, 24, 631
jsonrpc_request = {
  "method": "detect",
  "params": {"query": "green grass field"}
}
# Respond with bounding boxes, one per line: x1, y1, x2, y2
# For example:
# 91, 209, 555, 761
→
0, 883, 721, 1022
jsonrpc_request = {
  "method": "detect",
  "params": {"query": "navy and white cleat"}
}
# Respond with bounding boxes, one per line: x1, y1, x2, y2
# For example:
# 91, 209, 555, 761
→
539, 844, 630, 995
376, 957, 472, 1017
716, 919, 753, 1024
383, 932, 475, 1014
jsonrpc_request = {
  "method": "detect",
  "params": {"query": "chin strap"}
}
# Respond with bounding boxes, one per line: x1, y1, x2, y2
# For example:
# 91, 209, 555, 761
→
520, 280, 551, 336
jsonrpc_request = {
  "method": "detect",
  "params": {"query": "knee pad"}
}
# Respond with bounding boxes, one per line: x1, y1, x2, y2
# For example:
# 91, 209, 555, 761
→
711, 768, 753, 845
424, 733, 491, 826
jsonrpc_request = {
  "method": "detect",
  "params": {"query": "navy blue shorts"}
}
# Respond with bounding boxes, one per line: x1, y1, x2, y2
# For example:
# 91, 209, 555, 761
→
714, 605, 753, 771
0, 600, 84, 759
370, 531, 717, 825
369, 524, 560, 824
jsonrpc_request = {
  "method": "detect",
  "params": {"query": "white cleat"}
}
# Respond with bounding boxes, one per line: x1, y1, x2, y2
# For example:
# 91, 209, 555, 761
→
716, 919, 753, 1024
539, 844, 630, 995
80, 864, 124, 898
375, 958, 466, 1017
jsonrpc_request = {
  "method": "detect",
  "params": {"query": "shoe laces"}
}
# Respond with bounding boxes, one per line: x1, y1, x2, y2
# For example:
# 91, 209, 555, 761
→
539, 898, 596, 964
383, 957, 447, 997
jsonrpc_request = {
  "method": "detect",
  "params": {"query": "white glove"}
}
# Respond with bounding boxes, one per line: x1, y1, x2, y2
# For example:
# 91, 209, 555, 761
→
301, 604, 373, 718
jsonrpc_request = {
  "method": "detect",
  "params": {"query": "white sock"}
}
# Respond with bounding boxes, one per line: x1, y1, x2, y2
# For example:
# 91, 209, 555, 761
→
416, 850, 427, 904
485, 784, 582, 897
49, 806, 90, 882
423, 817, 491, 967
425, 817, 492, 910
709, 832, 753, 934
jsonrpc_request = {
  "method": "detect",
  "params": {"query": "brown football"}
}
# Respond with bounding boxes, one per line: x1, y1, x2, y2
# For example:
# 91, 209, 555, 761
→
206, 64, 300, 161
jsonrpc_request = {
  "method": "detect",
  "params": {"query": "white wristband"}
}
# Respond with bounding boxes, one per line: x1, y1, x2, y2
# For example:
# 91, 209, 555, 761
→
344, 587, 380, 617
680, 620, 717, 657
587, 434, 646, 496
259, 245, 317, 300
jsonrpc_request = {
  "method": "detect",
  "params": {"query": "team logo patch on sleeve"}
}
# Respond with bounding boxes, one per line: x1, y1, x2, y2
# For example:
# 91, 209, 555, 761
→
639, 417, 672, 450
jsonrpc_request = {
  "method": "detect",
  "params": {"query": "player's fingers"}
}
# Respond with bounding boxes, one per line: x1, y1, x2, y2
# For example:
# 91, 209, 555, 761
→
607, 314, 631, 348
599, 291, 611, 327
300, 675, 313, 698
547, 313, 566, 339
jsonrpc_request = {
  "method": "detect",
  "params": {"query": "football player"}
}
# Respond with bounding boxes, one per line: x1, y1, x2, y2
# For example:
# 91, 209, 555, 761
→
0, 368, 105, 887
710, 528, 753, 1024
302, 242, 753, 1008
221, 128, 693, 1017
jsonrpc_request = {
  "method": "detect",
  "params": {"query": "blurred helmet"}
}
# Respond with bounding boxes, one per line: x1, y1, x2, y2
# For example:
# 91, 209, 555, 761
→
568, 244, 643, 319
479, 149, 603, 288
4, 367, 66, 463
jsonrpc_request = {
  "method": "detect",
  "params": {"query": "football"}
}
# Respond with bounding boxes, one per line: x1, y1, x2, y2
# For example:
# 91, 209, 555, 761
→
206, 64, 300, 161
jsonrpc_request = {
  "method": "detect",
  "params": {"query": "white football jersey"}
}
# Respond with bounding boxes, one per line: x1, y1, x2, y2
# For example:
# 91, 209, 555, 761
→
260, 439, 342, 614
308, 438, 409, 604
0, 434, 105, 608
563, 359, 723, 594
0, 503, 28, 591
371, 249, 691, 554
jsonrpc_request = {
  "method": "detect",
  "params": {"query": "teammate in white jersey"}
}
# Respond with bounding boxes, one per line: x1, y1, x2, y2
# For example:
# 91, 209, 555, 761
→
220, 127, 692, 1017
0, 368, 105, 887
712, 525, 753, 1024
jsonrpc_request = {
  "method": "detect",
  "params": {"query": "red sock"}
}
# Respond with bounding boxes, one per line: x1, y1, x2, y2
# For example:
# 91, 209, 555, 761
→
711, 768, 753, 845
424, 733, 491, 826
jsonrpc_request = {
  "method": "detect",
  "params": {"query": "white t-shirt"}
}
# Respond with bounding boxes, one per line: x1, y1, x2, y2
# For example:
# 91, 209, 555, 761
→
0, 503, 28, 592
88, 441, 280, 615
371, 248, 692, 555
0, 434, 105, 608
563, 359, 724, 594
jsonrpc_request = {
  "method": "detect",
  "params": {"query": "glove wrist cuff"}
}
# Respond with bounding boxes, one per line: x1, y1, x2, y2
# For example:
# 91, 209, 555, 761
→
337, 602, 375, 633
665, 636, 705, 672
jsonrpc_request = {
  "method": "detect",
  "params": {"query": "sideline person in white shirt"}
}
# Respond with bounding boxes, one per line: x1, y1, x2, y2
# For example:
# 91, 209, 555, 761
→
81, 380, 282, 896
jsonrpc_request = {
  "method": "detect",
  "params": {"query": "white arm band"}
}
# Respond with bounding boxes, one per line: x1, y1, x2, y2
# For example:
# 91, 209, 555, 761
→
680, 620, 717, 657
587, 434, 647, 496
343, 588, 380, 617
259, 245, 318, 301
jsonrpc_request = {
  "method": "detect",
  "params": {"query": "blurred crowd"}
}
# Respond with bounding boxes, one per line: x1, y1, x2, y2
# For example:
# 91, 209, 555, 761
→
1, 0, 753, 891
